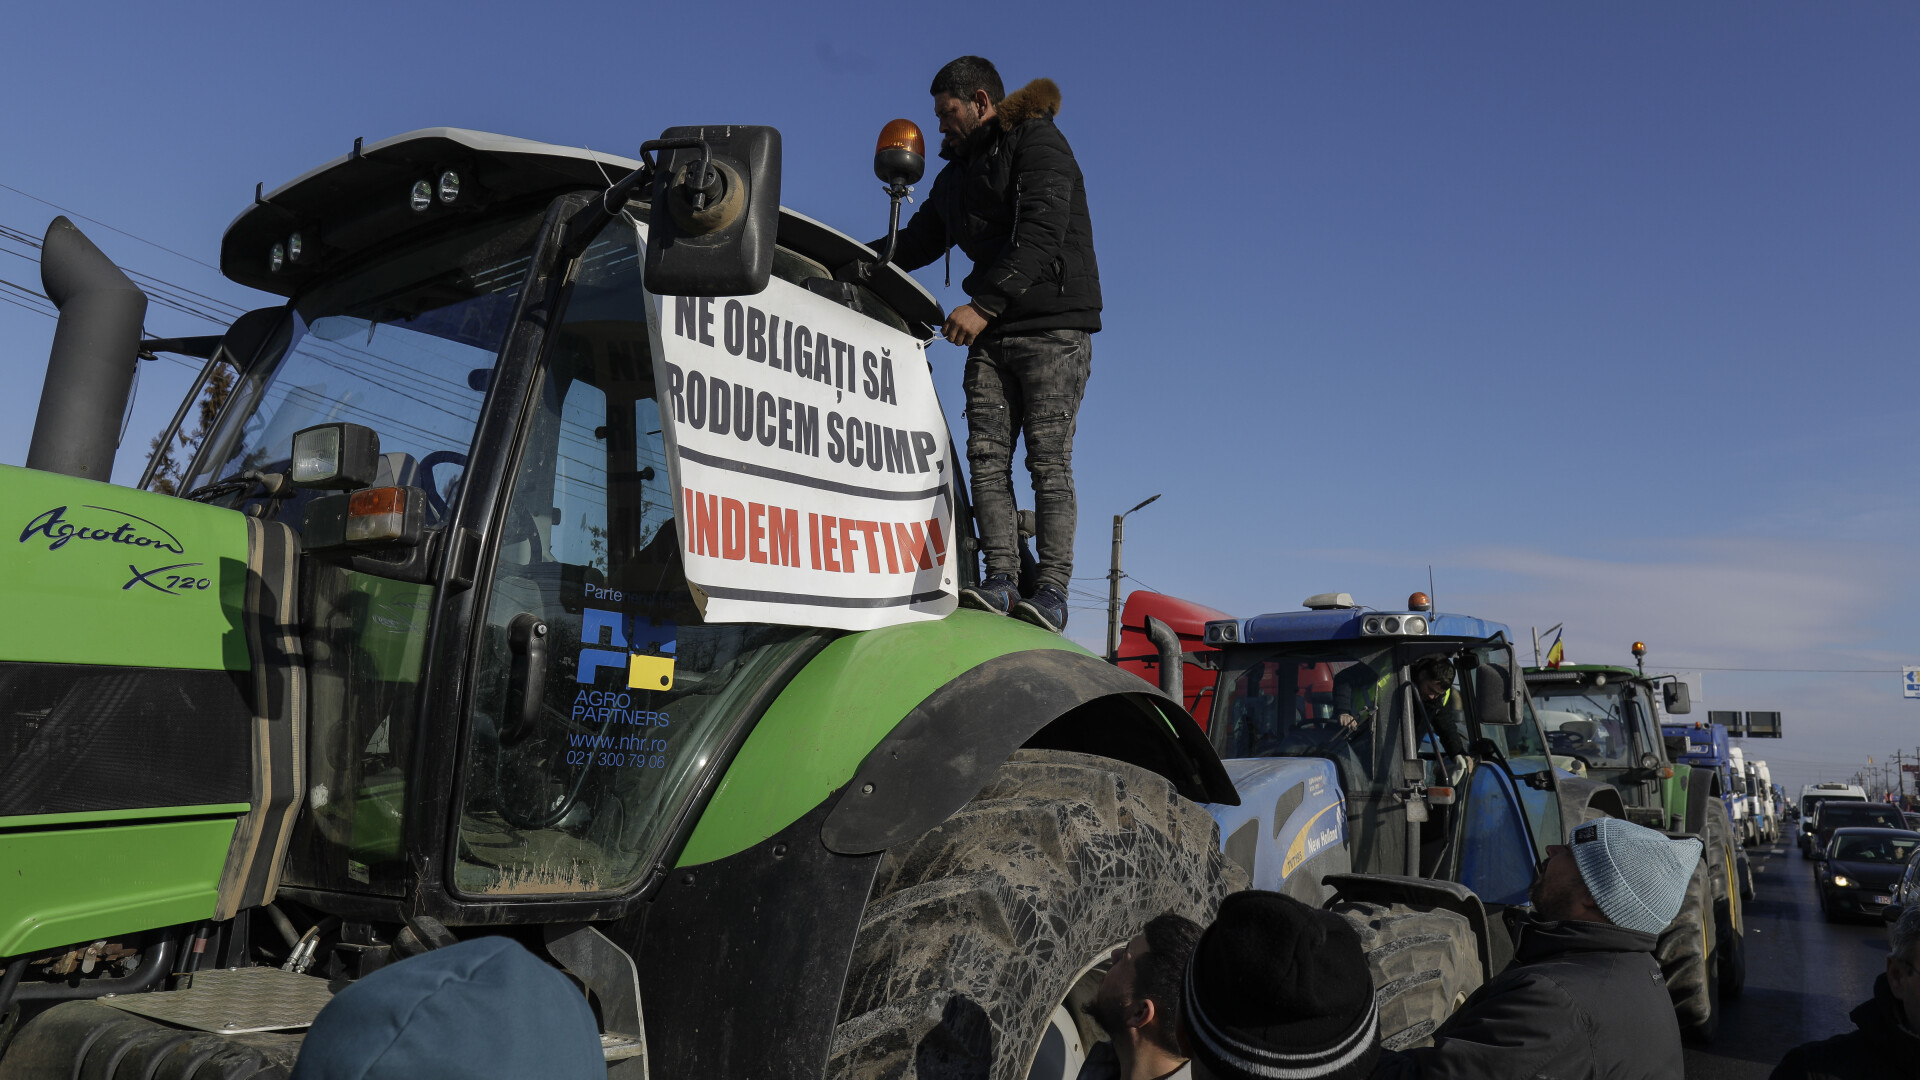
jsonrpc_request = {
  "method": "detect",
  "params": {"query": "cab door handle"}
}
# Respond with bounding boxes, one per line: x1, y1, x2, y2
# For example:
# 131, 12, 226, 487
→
506, 613, 549, 736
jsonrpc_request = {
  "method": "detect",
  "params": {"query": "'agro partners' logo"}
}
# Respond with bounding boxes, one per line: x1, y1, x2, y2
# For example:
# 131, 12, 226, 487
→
18, 504, 210, 595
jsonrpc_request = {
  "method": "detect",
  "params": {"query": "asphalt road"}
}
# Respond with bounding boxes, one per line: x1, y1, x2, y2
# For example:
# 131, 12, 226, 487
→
1683, 836, 1892, 1079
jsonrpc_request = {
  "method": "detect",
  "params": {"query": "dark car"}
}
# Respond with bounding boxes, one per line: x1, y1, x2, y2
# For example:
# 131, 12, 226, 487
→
1817, 827, 1920, 922
1889, 845, 1920, 922
1805, 801, 1907, 858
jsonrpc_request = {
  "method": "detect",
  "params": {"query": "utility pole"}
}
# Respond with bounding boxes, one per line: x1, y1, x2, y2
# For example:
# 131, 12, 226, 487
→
1897, 750, 1908, 803
1105, 494, 1161, 663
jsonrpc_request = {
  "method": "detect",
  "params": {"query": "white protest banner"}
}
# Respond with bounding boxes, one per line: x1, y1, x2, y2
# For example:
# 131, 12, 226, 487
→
644, 236, 958, 631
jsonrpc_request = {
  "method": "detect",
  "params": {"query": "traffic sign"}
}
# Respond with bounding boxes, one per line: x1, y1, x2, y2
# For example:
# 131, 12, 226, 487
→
1906, 667, 1920, 699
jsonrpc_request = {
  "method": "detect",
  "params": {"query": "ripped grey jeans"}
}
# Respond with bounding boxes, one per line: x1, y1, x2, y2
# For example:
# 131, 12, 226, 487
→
962, 329, 1091, 593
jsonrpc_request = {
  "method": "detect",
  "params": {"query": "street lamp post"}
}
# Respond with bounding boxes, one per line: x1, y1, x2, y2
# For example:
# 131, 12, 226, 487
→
1106, 494, 1162, 662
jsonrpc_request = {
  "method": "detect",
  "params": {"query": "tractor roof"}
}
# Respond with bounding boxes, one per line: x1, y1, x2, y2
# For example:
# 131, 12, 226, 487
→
1524, 664, 1644, 680
220, 127, 944, 336
1239, 608, 1509, 645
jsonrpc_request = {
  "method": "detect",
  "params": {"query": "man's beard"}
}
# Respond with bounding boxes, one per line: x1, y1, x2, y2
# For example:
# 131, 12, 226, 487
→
1529, 858, 1574, 919
1083, 995, 1127, 1040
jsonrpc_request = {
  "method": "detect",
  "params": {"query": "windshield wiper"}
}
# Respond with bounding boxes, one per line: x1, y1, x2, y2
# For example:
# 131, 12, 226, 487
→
185, 469, 292, 504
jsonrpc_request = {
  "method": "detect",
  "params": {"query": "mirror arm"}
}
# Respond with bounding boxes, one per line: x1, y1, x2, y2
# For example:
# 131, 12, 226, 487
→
560, 136, 714, 262
1506, 643, 1520, 707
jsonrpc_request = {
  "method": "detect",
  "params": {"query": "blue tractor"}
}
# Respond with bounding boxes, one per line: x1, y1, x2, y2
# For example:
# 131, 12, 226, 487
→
1134, 591, 1622, 1049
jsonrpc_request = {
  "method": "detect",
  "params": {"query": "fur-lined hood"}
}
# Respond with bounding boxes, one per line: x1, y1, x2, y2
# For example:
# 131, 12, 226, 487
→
997, 78, 1061, 129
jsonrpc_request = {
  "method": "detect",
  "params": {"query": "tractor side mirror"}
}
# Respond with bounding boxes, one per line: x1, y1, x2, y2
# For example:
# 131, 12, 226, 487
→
1663, 681, 1692, 714
1474, 654, 1522, 725
644, 125, 782, 297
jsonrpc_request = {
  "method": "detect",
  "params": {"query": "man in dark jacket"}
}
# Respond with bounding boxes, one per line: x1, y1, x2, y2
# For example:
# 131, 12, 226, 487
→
1373, 818, 1700, 1079
1769, 904, 1920, 1078
876, 55, 1100, 632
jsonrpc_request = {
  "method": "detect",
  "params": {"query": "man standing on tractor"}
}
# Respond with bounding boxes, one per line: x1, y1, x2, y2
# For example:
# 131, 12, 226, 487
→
877, 55, 1103, 633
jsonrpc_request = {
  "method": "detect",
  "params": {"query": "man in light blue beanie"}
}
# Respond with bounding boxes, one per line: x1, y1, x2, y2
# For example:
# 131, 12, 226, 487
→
1373, 818, 1699, 1079
290, 937, 605, 1080
1559, 817, 1702, 934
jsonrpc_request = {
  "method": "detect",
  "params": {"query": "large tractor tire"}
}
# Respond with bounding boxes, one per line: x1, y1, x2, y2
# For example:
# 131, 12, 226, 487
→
1703, 800, 1747, 999
1656, 852, 1719, 1043
1331, 901, 1482, 1052
827, 750, 1247, 1080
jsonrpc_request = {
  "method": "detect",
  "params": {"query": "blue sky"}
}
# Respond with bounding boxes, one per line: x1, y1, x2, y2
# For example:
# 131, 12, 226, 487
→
3, 3, 1916, 797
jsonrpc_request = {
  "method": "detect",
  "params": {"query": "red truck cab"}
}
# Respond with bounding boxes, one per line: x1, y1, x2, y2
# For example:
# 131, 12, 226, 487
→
1116, 591, 1231, 727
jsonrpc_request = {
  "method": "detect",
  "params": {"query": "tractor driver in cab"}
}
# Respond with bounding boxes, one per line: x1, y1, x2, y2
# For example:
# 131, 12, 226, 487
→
1328, 654, 1461, 746
1410, 655, 1465, 739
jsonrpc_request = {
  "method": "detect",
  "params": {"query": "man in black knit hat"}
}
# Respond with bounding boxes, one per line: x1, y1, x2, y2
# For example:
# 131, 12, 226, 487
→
1178, 891, 1381, 1080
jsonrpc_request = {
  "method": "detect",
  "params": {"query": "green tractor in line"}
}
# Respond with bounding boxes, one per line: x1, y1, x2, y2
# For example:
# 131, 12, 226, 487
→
1525, 656, 1746, 1042
0, 127, 1250, 1080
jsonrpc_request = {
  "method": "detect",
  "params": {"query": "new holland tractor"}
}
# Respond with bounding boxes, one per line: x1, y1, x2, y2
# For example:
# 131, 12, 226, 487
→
1116, 590, 1639, 1050
0, 127, 1263, 1080
1524, 658, 1747, 1041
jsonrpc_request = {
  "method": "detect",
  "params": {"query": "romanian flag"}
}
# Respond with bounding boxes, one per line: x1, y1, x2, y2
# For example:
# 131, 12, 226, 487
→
1545, 629, 1565, 669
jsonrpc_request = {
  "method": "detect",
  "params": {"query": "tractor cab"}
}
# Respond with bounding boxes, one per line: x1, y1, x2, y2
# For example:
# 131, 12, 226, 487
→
1198, 592, 1563, 905
132, 129, 947, 913
1524, 663, 1685, 830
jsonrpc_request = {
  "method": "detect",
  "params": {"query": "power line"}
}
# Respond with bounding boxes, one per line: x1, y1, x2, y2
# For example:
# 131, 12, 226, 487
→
1666, 666, 1898, 674
0, 181, 221, 271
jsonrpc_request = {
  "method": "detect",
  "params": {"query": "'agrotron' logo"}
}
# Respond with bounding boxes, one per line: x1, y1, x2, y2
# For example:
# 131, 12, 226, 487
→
18, 504, 210, 595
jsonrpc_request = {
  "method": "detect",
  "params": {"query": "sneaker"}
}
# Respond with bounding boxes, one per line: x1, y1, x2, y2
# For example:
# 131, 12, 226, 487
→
1013, 584, 1069, 633
959, 574, 1017, 615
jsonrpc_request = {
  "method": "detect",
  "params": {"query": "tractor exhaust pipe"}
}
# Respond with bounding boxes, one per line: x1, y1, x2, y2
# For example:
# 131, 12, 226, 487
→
26, 216, 148, 481
1144, 615, 1183, 704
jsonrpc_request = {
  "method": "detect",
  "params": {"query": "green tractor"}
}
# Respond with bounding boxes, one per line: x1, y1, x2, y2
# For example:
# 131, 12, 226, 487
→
1524, 658, 1746, 1042
0, 127, 1245, 1079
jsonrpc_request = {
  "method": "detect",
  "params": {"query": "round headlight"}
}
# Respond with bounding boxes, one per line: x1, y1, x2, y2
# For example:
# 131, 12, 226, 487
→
1405, 615, 1427, 634
410, 179, 434, 212
1364, 617, 1381, 635
438, 170, 461, 204
1383, 616, 1401, 634
287, 232, 304, 263
269, 243, 285, 273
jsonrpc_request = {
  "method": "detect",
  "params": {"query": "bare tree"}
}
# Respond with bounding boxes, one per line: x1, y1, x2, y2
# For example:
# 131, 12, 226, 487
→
145, 363, 233, 495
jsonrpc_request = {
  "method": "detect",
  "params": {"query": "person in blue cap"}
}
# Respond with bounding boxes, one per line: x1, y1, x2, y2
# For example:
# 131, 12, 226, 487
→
1372, 817, 1700, 1079
290, 937, 604, 1080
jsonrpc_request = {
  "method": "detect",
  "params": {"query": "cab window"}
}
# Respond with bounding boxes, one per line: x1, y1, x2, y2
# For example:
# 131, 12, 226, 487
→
453, 216, 814, 897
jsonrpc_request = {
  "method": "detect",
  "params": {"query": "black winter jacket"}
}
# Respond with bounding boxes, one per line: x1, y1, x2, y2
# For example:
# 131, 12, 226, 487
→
878, 78, 1102, 334
1769, 974, 1920, 1080
1372, 917, 1682, 1080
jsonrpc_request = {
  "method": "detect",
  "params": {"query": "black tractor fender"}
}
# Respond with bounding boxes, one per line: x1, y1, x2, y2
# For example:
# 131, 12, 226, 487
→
1556, 774, 1628, 827
821, 647, 1239, 855
1684, 766, 1716, 837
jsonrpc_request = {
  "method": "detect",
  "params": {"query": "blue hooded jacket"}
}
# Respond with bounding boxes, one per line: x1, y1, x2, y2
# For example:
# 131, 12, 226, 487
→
290, 937, 604, 1080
